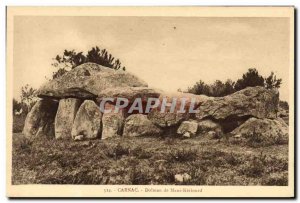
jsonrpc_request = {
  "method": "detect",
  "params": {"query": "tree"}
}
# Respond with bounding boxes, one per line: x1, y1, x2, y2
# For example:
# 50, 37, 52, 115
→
209, 80, 235, 97
52, 46, 126, 79
234, 68, 265, 91
265, 72, 282, 89
20, 84, 37, 113
223, 79, 236, 96
187, 80, 211, 96
186, 68, 282, 97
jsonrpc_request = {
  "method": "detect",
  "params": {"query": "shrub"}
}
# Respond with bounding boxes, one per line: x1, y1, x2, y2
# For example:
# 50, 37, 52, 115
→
131, 146, 152, 159
130, 166, 151, 185
265, 72, 282, 89
168, 148, 198, 162
239, 153, 266, 177
262, 172, 288, 186
105, 143, 130, 159
224, 152, 242, 166
16, 137, 33, 153
234, 68, 265, 91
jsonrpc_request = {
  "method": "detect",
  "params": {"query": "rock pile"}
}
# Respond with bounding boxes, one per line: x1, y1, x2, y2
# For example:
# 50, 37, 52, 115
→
23, 63, 288, 143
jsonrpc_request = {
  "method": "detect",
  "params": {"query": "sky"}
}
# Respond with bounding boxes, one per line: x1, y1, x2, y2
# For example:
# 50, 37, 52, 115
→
13, 16, 290, 101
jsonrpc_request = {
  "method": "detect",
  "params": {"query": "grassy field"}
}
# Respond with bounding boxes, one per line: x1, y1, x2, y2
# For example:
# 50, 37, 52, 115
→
12, 132, 288, 186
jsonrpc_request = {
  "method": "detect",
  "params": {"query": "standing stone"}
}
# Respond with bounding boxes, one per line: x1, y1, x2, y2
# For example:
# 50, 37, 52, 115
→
23, 99, 58, 139
55, 98, 82, 139
123, 114, 162, 137
177, 120, 198, 138
101, 103, 125, 139
71, 100, 102, 140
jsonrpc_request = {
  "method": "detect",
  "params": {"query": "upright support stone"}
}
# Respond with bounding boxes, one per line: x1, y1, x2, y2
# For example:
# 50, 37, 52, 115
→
71, 100, 102, 140
55, 98, 82, 139
101, 103, 126, 139
23, 99, 58, 139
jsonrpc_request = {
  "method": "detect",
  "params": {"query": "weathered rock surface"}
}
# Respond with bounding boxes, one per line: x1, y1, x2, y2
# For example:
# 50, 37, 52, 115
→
196, 87, 279, 120
37, 63, 148, 99
198, 119, 222, 133
147, 92, 208, 127
23, 99, 58, 139
55, 98, 82, 139
101, 103, 125, 139
177, 120, 198, 138
123, 114, 162, 137
148, 108, 189, 128
71, 100, 102, 140
198, 119, 223, 138
231, 117, 288, 144
97, 87, 162, 102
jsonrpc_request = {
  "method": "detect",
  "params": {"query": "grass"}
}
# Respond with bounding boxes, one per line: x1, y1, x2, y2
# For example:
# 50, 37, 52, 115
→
12, 133, 288, 185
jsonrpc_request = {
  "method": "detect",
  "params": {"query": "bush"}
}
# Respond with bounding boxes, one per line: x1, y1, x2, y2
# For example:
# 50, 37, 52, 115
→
234, 68, 265, 91
168, 148, 198, 162
131, 146, 152, 159
130, 167, 151, 185
262, 172, 288, 186
104, 143, 130, 159
244, 130, 288, 148
239, 153, 266, 177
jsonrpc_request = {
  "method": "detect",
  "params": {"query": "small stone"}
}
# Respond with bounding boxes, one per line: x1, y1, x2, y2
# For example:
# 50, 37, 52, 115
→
74, 134, 84, 141
234, 134, 242, 138
175, 173, 191, 183
182, 173, 191, 182
183, 132, 191, 138
177, 120, 198, 138
175, 174, 184, 183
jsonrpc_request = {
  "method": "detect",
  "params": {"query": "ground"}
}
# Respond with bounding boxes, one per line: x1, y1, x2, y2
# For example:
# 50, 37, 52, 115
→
12, 132, 288, 185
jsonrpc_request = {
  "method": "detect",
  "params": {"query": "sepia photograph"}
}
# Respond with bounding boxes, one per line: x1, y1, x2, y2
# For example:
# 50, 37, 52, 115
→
6, 6, 294, 198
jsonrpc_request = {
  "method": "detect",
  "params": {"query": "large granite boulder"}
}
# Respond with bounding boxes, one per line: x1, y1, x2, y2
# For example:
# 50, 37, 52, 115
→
177, 120, 198, 138
55, 98, 82, 139
23, 99, 58, 139
231, 117, 288, 144
148, 108, 189, 128
37, 63, 148, 99
96, 87, 162, 102
148, 92, 208, 127
101, 103, 126, 139
196, 87, 279, 120
71, 100, 102, 140
123, 114, 162, 137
